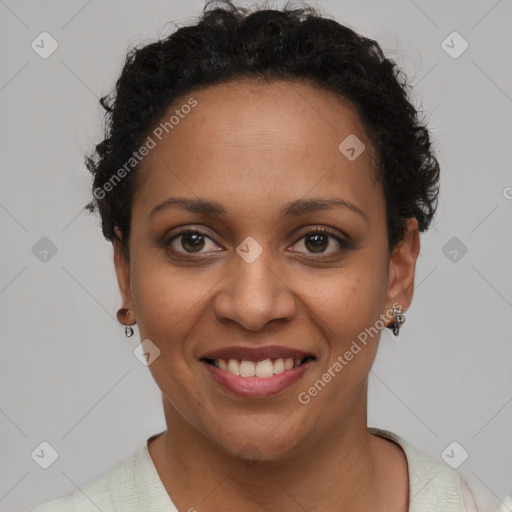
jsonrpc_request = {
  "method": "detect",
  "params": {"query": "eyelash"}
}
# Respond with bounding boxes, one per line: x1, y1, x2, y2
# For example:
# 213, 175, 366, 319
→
165, 226, 349, 258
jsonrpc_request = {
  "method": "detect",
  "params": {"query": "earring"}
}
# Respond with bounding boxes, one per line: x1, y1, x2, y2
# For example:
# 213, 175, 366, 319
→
388, 307, 406, 337
117, 308, 135, 337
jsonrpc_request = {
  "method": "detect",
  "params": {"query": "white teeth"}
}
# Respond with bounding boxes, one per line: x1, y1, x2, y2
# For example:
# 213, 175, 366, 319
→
212, 357, 309, 378
227, 359, 240, 375
240, 360, 256, 377
255, 359, 274, 378
273, 358, 285, 374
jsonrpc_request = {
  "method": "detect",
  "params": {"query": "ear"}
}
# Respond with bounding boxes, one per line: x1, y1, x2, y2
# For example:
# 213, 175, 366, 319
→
113, 227, 134, 313
385, 217, 421, 314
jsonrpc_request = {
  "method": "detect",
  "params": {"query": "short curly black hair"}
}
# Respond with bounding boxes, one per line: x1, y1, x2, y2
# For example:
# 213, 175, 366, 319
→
84, 0, 440, 261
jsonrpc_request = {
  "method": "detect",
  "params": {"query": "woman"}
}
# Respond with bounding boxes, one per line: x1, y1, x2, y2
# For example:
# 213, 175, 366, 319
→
31, 1, 485, 510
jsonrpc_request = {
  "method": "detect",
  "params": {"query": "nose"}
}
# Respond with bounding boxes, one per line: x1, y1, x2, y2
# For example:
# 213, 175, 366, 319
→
213, 244, 296, 331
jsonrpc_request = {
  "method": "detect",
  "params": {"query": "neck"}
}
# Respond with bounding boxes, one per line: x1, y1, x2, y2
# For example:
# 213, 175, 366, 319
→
148, 384, 406, 512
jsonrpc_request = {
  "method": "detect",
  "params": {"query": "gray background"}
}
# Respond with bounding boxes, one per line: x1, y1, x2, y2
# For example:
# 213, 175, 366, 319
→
1, 1, 511, 511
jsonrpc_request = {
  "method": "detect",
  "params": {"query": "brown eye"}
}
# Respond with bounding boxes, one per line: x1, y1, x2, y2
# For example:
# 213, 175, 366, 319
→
180, 232, 206, 252
304, 232, 329, 253
166, 229, 220, 254
290, 228, 348, 256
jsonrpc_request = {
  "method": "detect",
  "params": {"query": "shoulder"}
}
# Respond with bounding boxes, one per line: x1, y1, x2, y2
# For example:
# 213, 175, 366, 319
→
368, 427, 481, 512
30, 495, 73, 512
30, 452, 138, 512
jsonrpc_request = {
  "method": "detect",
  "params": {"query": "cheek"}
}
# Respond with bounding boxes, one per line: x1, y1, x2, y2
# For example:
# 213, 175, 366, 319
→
130, 259, 210, 421
302, 258, 387, 381
129, 256, 210, 371
307, 259, 388, 335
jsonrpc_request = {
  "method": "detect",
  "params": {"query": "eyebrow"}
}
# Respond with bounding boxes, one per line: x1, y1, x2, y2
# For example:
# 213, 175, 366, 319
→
149, 196, 369, 224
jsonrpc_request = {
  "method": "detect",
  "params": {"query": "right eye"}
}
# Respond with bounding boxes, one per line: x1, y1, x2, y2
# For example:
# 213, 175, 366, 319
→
166, 228, 223, 255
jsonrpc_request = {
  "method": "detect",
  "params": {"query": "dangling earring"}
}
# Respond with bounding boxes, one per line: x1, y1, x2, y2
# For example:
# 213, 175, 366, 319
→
388, 307, 406, 337
117, 308, 135, 337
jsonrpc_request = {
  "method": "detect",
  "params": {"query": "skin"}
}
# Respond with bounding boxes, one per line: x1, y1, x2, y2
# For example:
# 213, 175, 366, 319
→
113, 79, 420, 512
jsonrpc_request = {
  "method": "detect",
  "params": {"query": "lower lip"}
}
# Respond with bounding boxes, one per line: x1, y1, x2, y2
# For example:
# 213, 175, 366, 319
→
201, 360, 313, 398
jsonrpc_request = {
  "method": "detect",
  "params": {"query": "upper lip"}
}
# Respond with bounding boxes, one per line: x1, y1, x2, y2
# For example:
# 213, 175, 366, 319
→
200, 344, 315, 362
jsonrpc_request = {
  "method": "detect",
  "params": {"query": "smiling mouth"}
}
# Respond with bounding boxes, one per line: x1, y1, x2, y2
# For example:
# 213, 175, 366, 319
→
201, 356, 315, 378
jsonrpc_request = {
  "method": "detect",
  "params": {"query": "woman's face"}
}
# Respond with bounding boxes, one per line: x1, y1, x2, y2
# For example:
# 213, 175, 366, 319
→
114, 79, 419, 461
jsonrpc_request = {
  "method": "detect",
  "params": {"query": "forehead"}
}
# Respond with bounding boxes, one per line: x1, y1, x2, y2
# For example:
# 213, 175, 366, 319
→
132, 79, 382, 222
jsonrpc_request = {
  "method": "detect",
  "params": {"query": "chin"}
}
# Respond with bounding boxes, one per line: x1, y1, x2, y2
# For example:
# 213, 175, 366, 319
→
210, 418, 313, 464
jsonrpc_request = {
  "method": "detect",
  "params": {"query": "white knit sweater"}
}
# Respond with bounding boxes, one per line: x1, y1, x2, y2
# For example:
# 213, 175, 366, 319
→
30, 427, 487, 511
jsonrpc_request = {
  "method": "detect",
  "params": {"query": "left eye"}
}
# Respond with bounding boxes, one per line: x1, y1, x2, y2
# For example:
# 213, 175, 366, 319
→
290, 230, 345, 255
